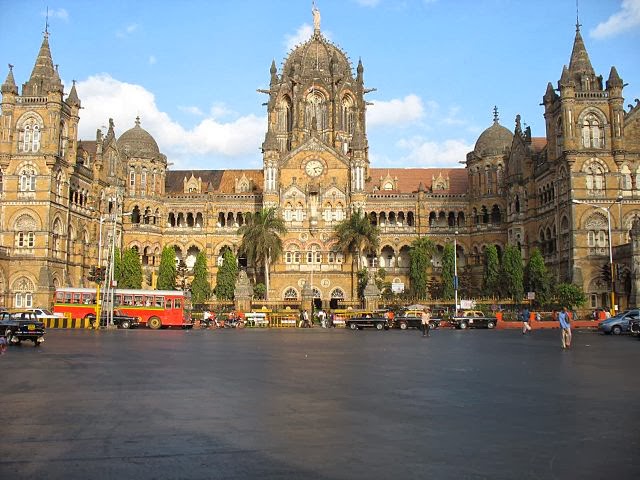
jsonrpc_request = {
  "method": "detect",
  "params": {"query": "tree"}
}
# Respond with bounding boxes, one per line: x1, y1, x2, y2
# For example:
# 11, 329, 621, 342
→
441, 243, 455, 300
119, 248, 143, 289
501, 245, 524, 301
253, 283, 266, 300
524, 248, 552, 307
482, 245, 500, 297
334, 210, 380, 300
113, 247, 122, 285
408, 236, 435, 298
215, 248, 238, 301
554, 282, 587, 309
238, 207, 287, 301
190, 251, 211, 304
356, 267, 387, 299
157, 246, 177, 290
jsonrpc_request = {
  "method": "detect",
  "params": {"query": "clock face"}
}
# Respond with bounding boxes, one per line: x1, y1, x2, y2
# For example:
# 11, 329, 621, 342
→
305, 160, 324, 177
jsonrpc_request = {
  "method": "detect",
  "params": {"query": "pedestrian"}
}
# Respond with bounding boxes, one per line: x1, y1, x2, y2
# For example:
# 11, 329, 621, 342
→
303, 309, 311, 328
521, 306, 532, 334
558, 306, 572, 349
604, 309, 611, 319
421, 308, 431, 337
0, 335, 7, 355
318, 309, 327, 328
329, 311, 335, 328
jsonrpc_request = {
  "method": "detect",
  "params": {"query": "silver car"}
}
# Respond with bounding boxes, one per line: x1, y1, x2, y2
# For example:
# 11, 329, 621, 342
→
598, 309, 640, 335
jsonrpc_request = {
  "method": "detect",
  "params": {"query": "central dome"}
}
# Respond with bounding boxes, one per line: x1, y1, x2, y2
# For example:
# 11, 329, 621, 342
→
283, 32, 352, 81
117, 117, 160, 157
474, 120, 513, 157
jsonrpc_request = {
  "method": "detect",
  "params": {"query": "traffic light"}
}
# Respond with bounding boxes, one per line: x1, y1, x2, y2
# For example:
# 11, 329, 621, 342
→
95, 267, 106, 282
88, 265, 97, 282
601, 263, 611, 286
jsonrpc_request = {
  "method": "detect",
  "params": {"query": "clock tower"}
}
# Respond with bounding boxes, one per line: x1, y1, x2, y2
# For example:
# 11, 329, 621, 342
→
259, 6, 373, 302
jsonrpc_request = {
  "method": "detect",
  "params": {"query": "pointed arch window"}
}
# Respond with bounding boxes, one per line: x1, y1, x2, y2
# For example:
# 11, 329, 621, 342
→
581, 114, 604, 149
140, 170, 147, 197
305, 91, 327, 132
283, 288, 298, 300
13, 277, 34, 308
129, 169, 136, 191
341, 95, 355, 134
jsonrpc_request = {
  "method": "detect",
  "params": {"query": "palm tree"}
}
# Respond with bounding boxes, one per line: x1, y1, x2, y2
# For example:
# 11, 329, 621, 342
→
333, 209, 380, 300
238, 207, 287, 301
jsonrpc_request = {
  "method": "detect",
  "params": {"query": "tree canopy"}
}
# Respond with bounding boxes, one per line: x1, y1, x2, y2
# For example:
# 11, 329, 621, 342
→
482, 244, 500, 297
215, 248, 238, 301
409, 236, 434, 297
238, 207, 287, 300
524, 248, 552, 307
118, 247, 143, 289
157, 246, 177, 290
441, 243, 455, 300
501, 245, 524, 301
190, 251, 211, 304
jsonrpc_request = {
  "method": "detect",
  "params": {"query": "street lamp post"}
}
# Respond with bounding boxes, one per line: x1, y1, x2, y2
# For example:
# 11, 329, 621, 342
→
453, 231, 459, 315
573, 197, 622, 315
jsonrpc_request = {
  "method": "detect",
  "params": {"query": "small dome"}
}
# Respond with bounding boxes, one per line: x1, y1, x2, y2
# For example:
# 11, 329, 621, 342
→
474, 120, 513, 157
117, 117, 159, 157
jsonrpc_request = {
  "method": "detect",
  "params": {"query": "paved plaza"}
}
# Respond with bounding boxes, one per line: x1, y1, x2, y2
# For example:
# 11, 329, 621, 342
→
1, 327, 639, 479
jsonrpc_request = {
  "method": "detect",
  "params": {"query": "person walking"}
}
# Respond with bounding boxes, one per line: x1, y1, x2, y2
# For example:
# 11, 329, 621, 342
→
421, 308, 431, 337
521, 306, 532, 334
302, 309, 311, 328
558, 306, 572, 349
318, 309, 327, 328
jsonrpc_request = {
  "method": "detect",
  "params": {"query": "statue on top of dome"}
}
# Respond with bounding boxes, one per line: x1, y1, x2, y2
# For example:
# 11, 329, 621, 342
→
312, 2, 321, 32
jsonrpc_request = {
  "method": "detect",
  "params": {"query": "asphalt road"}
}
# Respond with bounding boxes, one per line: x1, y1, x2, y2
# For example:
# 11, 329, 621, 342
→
1, 327, 639, 480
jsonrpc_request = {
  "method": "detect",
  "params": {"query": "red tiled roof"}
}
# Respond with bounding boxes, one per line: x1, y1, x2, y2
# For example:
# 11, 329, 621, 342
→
531, 137, 547, 153
368, 168, 468, 194
165, 170, 263, 194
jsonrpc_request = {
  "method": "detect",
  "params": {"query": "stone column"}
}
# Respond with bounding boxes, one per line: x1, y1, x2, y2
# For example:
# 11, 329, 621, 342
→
363, 270, 381, 312
234, 270, 253, 313
301, 281, 314, 313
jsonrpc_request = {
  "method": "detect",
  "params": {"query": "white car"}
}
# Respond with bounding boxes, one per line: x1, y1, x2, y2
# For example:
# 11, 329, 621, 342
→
26, 308, 64, 320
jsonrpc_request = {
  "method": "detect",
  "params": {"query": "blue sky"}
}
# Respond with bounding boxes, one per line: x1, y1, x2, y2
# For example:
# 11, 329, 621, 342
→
1, 0, 639, 170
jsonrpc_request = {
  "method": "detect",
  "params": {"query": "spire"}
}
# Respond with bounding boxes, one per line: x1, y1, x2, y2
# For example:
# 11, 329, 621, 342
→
1, 64, 18, 95
270, 59, 277, 84
22, 32, 59, 96
566, 25, 596, 91
356, 58, 364, 83
66, 80, 81, 107
350, 118, 367, 150
606, 66, 623, 90
493, 105, 499, 124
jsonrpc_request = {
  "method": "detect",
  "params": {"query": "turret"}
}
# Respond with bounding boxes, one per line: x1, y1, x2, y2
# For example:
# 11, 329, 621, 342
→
1, 64, 18, 96
22, 33, 61, 97
607, 66, 625, 151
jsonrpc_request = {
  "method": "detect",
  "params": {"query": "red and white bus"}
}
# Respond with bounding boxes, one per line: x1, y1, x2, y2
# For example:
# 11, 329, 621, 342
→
53, 287, 190, 329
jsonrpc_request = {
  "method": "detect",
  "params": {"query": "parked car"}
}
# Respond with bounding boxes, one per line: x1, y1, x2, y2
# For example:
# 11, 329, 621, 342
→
629, 318, 640, 337
598, 309, 639, 335
449, 310, 497, 329
345, 316, 389, 331
393, 311, 441, 330
0, 310, 46, 346
26, 308, 64, 320
87, 309, 141, 329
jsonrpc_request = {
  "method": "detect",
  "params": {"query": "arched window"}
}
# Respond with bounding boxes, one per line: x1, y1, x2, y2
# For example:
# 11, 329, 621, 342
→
18, 115, 43, 153
621, 165, 632, 191
305, 91, 327, 132
581, 113, 604, 148
129, 169, 136, 191
283, 287, 298, 300
14, 214, 37, 251
585, 213, 608, 251
13, 277, 34, 308
307, 244, 321, 264
140, 170, 147, 196
341, 95, 355, 134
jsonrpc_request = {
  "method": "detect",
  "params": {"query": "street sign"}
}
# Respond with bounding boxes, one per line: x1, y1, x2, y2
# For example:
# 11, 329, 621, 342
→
527, 292, 535, 300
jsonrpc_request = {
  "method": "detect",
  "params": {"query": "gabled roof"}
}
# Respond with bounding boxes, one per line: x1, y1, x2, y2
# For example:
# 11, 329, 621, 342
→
368, 168, 468, 195
166, 170, 264, 194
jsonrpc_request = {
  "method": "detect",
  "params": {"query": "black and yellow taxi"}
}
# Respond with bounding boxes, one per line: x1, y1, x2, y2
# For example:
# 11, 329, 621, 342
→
0, 309, 46, 346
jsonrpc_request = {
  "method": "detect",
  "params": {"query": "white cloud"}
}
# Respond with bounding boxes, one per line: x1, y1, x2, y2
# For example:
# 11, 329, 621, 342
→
284, 24, 314, 51
591, 0, 640, 38
178, 105, 204, 116
116, 23, 138, 38
395, 137, 472, 167
367, 94, 425, 127
44, 8, 69, 21
75, 74, 265, 168
148, 55, 156, 65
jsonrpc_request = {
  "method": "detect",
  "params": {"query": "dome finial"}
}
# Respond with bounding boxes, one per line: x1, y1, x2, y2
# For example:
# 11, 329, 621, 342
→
312, 1, 321, 33
135, 116, 141, 127
493, 105, 499, 124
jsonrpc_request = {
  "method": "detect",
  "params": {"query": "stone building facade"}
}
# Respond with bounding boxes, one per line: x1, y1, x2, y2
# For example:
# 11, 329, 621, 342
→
1, 17, 639, 311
